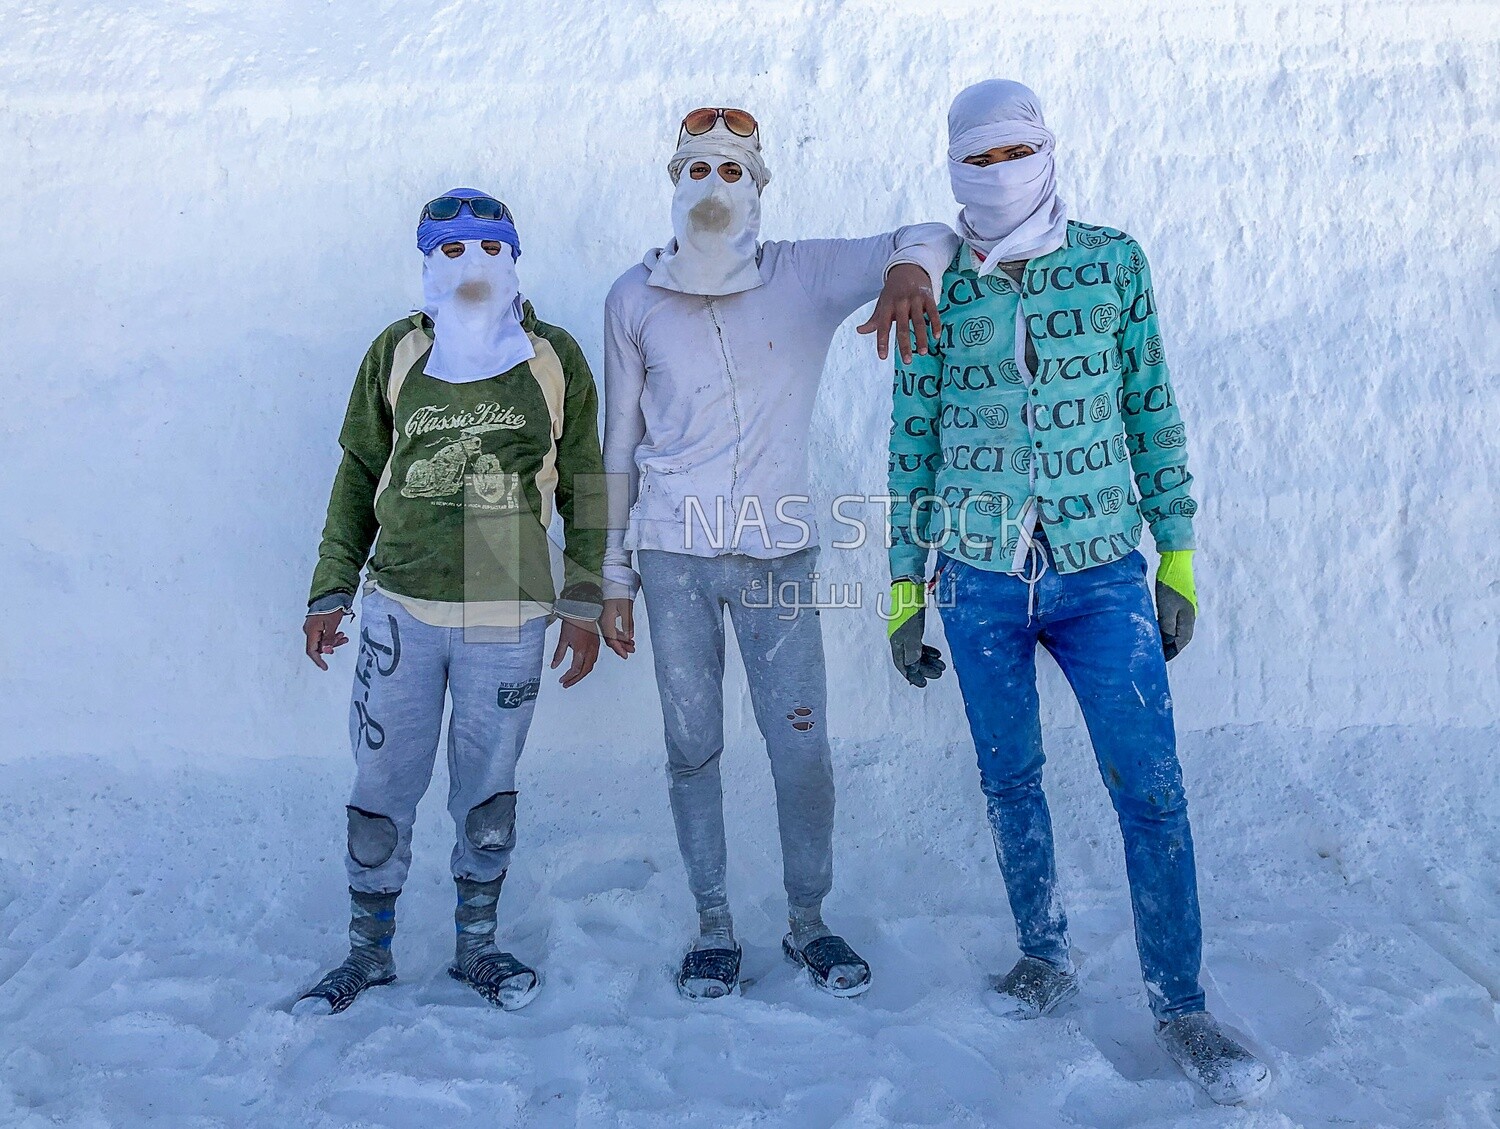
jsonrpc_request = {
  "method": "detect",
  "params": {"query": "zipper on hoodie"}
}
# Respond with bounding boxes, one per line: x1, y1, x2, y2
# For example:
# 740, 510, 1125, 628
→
704, 297, 743, 530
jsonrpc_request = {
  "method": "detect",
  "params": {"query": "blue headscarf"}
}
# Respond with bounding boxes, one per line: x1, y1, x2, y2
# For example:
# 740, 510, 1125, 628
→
416, 187, 521, 258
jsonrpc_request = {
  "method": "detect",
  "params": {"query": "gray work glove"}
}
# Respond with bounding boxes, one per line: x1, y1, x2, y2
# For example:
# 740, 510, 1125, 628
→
889, 580, 946, 687
1155, 551, 1198, 662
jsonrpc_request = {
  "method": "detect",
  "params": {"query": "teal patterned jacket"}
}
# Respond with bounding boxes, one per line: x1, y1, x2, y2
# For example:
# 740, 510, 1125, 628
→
887, 221, 1196, 582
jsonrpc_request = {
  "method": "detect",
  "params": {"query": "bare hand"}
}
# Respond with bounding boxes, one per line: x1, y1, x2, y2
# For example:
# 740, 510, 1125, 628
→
856, 262, 943, 365
601, 597, 636, 659
551, 617, 600, 687
303, 609, 350, 671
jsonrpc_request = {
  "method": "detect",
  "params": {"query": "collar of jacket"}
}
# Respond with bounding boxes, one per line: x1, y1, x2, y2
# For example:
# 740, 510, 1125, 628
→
408, 298, 539, 336
953, 228, 1078, 276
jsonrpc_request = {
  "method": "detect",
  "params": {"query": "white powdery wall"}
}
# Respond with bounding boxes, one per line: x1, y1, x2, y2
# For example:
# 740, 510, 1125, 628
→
0, 0, 1495, 774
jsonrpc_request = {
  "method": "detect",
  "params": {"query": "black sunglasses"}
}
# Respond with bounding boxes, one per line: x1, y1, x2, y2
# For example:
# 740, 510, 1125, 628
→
421, 195, 512, 223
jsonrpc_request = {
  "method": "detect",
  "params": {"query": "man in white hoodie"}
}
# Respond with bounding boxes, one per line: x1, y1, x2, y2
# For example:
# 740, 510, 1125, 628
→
601, 108, 958, 1000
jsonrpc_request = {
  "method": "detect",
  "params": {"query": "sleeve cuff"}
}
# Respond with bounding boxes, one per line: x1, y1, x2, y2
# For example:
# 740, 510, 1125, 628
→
602, 562, 641, 601
888, 554, 930, 587
554, 599, 604, 623
885, 225, 960, 295
1149, 517, 1196, 553
307, 591, 354, 616
554, 580, 604, 623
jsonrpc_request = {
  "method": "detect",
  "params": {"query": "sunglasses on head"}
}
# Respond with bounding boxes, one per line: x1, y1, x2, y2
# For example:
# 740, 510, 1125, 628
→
421, 195, 512, 223
678, 107, 759, 145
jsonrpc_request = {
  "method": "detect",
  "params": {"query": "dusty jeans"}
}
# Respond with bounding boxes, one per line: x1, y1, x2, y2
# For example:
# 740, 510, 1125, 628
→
343, 590, 547, 894
637, 548, 835, 916
938, 550, 1206, 1020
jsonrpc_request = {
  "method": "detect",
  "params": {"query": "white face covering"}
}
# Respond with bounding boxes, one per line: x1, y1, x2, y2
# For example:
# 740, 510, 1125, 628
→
947, 80, 1069, 276
420, 241, 535, 383
648, 162, 764, 296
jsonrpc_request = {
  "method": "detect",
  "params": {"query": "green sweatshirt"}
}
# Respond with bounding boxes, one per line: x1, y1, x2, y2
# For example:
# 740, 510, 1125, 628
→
888, 222, 1195, 582
309, 302, 606, 626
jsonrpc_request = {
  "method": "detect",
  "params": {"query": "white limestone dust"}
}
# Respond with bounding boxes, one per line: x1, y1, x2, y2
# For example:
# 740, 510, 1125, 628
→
0, 0, 1496, 1126
0, 730, 1496, 1127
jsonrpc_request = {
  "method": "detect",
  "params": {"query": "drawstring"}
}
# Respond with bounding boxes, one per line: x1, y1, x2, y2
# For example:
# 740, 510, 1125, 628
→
1017, 526, 1049, 625
1008, 497, 1048, 625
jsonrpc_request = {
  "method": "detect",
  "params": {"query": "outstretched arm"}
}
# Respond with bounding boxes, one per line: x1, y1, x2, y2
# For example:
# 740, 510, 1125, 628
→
788, 225, 960, 360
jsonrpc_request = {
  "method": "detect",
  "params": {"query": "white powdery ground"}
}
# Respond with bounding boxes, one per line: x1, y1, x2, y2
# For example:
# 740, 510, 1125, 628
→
0, 730, 1495, 1129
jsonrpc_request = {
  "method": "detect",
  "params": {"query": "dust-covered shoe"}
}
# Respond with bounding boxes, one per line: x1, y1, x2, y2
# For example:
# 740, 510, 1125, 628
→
1156, 1011, 1270, 1105
986, 955, 1078, 1019
782, 934, 871, 998
449, 949, 540, 1010
678, 945, 742, 1000
293, 951, 396, 1015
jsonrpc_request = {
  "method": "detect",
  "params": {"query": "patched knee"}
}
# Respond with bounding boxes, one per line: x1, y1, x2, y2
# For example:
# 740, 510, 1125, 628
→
347, 806, 398, 869
786, 706, 816, 732
465, 791, 517, 852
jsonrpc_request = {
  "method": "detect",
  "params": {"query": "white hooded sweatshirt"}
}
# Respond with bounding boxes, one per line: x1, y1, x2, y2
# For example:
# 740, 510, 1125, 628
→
604, 231, 960, 597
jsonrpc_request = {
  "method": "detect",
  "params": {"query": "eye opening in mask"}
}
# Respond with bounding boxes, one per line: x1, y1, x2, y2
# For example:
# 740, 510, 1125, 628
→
439, 239, 508, 259
687, 160, 744, 183
962, 144, 1038, 167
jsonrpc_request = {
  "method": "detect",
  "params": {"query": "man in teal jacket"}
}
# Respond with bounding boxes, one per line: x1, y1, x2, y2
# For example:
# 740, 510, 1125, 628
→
886, 81, 1268, 1106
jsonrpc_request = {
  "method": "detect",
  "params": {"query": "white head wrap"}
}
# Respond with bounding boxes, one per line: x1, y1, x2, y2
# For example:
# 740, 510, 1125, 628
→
648, 121, 771, 296
946, 80, 1069, 275
420, 240, 535, 383
667, 121, 771, 191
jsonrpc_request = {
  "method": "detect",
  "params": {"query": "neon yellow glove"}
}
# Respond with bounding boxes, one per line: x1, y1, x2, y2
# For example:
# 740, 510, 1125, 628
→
1155, 550, 1197, 660
887, 580, 924, 637
887, 580, 945, 686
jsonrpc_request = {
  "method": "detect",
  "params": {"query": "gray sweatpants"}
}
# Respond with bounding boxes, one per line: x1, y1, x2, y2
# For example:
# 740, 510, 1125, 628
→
344, 590, 547, 894
636, 548, 835, 914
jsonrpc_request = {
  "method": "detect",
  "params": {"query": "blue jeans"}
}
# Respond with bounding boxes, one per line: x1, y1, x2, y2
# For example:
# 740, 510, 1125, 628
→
937, 550, 1205, 1020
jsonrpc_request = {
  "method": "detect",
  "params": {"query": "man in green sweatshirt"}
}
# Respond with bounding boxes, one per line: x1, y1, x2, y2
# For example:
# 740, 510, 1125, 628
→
294, 188, 607, 1015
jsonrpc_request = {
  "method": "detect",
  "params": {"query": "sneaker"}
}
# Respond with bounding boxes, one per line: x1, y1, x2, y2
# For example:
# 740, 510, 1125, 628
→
1156, 1011, 1271, 1105
986, 955, 1078, 1019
